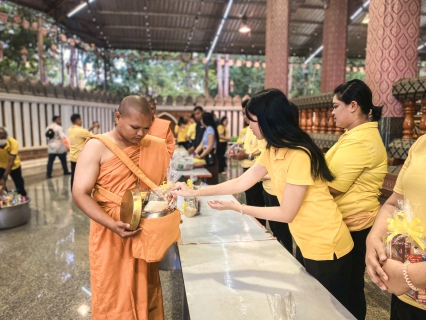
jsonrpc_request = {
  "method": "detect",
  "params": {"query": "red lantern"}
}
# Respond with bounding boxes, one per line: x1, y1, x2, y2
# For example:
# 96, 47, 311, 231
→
346, 66, 350, 72
254, 61, 260, 68
0, 12, 7, 23
157, 55, 163, 60
236, 60, 242, 67
246, 61, 252, 68
228, 59, 234, 66
13, 15, 21, 24
262, 62, 266, 68
22, 19, 29, 29
20, 47, 28, 64
220, 59, 225, 66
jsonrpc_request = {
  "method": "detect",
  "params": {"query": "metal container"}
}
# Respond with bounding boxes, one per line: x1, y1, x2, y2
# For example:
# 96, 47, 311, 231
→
120, 188, 173, 230
0, 199, 31, 230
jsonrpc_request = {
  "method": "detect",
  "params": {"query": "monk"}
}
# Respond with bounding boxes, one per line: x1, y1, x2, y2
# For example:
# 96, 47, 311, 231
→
145, 96, 175, 157
73, 95, 171, 320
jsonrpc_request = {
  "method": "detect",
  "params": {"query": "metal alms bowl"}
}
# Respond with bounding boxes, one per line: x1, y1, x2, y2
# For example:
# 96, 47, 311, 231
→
120, 188, 145, 231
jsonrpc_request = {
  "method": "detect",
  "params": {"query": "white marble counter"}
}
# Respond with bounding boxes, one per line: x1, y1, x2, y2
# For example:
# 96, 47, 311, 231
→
179, 241, 355, 320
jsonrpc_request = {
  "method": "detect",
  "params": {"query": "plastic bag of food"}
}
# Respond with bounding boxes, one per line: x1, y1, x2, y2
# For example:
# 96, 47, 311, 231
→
144, 169, 181, 213
172, 156, 194, 171
225, 142, 241, 158
267, 292, 296, 320
180, 178, 205, 218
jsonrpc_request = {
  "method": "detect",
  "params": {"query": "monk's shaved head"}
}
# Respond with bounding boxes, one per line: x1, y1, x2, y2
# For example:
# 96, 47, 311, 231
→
118, 95, 151, 117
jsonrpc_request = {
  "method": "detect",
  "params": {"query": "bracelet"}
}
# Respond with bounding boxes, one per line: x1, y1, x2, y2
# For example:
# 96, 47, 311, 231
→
403, 261, 419, 291
240, 203, 246, 215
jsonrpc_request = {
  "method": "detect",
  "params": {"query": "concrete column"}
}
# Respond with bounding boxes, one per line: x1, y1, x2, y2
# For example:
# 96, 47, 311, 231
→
265, 0, 290, 95
365, 0, 420, 117
320, 0, 349, 93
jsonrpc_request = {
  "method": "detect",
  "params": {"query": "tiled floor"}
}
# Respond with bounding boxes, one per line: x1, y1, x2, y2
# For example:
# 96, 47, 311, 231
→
0, 159, 390, 319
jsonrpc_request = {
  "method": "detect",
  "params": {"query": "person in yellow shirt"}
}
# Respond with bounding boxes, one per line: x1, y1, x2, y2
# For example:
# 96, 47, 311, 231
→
0, 127, 26, 196
186, 115, 197, 148
68, 114, 99, 190
366, 135, 426, 320
174, 116, 188, 149
217, 116, 230, 174
172, 89, 354, 310
326, 79, 387, 320
231, 100, 265, 226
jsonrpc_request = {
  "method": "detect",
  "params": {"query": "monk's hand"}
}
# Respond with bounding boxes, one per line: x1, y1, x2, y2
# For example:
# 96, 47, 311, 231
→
171, 182, 196, 197
112, 221, 142, 239
366, 233, 388, 291
207, 199, 239, 212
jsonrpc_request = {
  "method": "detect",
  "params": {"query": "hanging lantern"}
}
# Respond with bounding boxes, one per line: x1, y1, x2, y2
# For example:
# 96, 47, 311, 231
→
13, 15, 21, 24
359, 66, 365, 73
254, 61, 260, 68
302, 64, 307, 69
0, 12, 7, 23
246, 61, 252, 68
120, 53, 125, 59
41, 27, 47, 36
0, 42, 3, 61
51, 44, 57, 59
228, 59, 234, 66
129, 53, 135, 60
262, 62, 266, 68
346, 66, 351, 72
69, 39, 75, 47
31, 22, 38, 31
315, 64, 321, 70
20, 47, 28, 64
352, 66, 358, 72
22, 19, 29, 29
60, 34, 67, 43
236, 60, 242, 67
220, 58, 225, 66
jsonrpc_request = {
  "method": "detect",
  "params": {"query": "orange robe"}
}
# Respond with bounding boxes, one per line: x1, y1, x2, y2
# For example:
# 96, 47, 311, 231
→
89, 135, 170, 320
148, 117, 175, 158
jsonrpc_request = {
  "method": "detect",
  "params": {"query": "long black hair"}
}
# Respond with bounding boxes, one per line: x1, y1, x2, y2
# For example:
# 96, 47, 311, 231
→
246, 88, 334, 182
202, 112, 220, 146
334, 79, 382, 121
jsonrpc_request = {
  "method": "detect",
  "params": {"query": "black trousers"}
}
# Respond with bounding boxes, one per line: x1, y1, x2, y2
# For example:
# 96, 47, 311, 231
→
70, 161, 77, 191
178, 141, 187, 149
217, 141, 228, 173
46, 152, 70, 177
243, 167, 266, 227
296, 246, 352, 313
262, 190, 293, 253
346, 227, 371, 320
0, 166, 26, 196
391, 294, 426, 320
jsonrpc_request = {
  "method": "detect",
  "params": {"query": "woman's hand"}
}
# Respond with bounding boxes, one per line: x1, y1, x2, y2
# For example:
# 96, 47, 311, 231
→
382, 259, 410, 296
194, 154, 202, 159
207, 199, 240, 212
171, 182, 197, 197
366, 234, 389, 290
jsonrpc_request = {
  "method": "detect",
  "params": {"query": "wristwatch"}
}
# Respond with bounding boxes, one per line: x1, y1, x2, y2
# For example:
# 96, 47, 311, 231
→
248, 154, 253, 161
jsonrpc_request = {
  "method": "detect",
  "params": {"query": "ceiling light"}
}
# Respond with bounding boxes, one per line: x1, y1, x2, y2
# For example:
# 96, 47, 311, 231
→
239, 17, 251, 34
67, 0, 97, 18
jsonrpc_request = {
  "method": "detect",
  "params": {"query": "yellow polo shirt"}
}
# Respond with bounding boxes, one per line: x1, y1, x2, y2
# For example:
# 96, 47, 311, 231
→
257, 147, 353, 260
258, 139, 275, 196
325, 122, 388, 231
0, 137, 21, 170
68, 125, 93, 162
217, 125, 229, 143
186, 122, 196, 140
237, 126, 248, 144
393, 135, 426, 310
175, 125, 188, 143
241, 128, 260, 169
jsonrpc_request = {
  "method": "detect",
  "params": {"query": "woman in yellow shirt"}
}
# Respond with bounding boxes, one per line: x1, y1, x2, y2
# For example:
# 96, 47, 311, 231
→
326, 79, 387, 320
174, 116, 188, 149
366, 135, 426, 320
172, 88, 354, 309
217, 116, 230, 174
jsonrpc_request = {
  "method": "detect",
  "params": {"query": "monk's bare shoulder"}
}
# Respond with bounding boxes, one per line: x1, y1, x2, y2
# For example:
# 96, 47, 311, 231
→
80, 137, 113, 165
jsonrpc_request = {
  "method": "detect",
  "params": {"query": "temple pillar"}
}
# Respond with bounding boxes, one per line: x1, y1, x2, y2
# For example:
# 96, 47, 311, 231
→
265, 0, 290, 94
365, 0, 420, 144
320, 0, 349, 93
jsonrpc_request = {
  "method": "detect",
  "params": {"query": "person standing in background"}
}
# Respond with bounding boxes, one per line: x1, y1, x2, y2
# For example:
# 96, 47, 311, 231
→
217, 116, 230, 175
230, 100, 265, 227
45, 116, 70, 178
68, 114, 99, 190
145, 96, 175, 157
186, 114, 197, 149
174, 116, 188, 149
0, 127, 26, 196
188, 106, 205, 155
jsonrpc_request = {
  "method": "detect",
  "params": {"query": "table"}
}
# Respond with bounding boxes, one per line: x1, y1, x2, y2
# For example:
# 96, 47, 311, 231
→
174, 195, 356, 320
178, 167, 212, 179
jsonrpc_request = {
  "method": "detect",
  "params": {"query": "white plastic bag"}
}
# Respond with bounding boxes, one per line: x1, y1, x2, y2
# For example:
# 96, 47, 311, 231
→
267, 292, 296, 320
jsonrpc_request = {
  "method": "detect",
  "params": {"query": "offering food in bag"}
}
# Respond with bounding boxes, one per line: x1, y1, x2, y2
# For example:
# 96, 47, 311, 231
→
225, 143, 241, 157
385, 200, 426, 308
143, 168, 180, 213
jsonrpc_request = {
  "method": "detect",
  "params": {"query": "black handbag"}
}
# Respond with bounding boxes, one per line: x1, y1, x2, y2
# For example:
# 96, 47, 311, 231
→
205, 150, 216, 166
